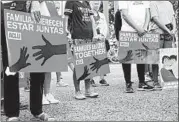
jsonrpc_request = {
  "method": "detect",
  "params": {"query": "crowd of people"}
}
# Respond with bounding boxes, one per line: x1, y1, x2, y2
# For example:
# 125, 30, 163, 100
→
1, 1, 178, 121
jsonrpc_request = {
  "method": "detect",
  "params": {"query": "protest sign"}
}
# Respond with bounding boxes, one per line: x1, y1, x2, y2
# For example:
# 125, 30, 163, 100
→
159, 48, 178, 89
4, 9, 68, 72
73, 40, 110, 81
117, 31, 160, 64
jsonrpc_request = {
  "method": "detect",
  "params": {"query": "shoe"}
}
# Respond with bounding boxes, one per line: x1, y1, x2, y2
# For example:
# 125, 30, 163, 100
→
56, 81, 68, 87
125, 82, 134, 93
91, 80, 98, 87
99, 79, 109, 86
153, 82, 162, 91
75, 92, 86, 100
137, 82, 154, 91
6, 117, 19, 121
19, 103, 28, 110
43, 95, 50, 105
24, 87, 30, 92
85, 92, 99, 98
46, 94, 59, 104
1, 109, 5, 115
35, 112, 57, 121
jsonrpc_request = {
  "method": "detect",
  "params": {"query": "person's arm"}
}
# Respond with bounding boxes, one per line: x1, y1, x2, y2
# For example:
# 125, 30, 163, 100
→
172, 15, 177, 34
150, 2, 171, 34
143, 8, 150, 31
120, 9, 145, 36
90, 15, 98, 38
152, 17, 171, 34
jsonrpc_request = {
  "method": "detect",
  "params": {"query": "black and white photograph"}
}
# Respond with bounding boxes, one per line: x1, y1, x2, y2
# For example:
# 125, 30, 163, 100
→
1, 1, 178, 121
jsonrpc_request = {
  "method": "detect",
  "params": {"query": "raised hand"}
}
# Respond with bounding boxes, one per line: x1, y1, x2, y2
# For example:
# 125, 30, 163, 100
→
78, 66, 90, 81
32, 34, 66, 66
10, 46, 31, 71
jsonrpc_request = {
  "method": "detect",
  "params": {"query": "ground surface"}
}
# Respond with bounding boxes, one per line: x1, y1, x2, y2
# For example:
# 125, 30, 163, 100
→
1, 64, 178, 121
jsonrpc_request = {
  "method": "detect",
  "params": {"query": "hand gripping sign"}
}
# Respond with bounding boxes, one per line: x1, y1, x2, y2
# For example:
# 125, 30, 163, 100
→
4, 9, 68, 72
73, 39, 110, 81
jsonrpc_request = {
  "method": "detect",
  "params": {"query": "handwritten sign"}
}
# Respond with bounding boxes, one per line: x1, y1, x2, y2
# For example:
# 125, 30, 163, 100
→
73, 40, 110, 81
4, 9, 68, 72
117, 31, 160, 64
159, 48, 178, 89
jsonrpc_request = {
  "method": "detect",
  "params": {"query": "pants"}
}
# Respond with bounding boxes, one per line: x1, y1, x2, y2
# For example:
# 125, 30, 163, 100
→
152, 34, 173, 83
4, 71, 44, 117
122, 64, 145, 84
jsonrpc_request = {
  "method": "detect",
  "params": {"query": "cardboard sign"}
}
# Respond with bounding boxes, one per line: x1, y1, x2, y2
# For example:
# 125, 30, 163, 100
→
117, 31, 160, 64
4, 9, 68, 72
73, 40, 110, 81
159, 48, 178, 89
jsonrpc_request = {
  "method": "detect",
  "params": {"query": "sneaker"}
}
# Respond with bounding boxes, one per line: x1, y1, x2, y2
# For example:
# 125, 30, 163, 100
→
91, 79, 98, 87
43, 95, 50, 105
99, 79, 109, 86
35, 112, 57, 121
19, 103, 28, 110
46, 94, 59, 104
6, 117, 19, 121
85, 92, 99, 98
24, 87, 30, 92
153, 82, 162, 91
75, 92, 86, 100
56, 81, 68, 87
138, 82, 154, 91
125, 82, 134, 93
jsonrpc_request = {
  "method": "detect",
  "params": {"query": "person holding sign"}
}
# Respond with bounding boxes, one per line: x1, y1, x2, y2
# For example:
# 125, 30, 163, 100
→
64, 1, 99, 100
149, 1, 177, 90
118, 1, 154, 93
1, 1, 56, 121
31, 1, 64, 105
89, 1, 109, 87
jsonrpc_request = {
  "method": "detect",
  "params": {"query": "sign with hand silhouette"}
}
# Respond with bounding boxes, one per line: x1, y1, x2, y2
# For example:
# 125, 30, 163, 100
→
116, 31, 160, 64
4, 9, 67, 72
73, 39, 110, 81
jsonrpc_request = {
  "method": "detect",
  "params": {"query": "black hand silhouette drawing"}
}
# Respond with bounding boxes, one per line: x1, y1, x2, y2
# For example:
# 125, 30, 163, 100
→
119, 50, 133, 63
90, 57, 109, 73
10, 47, 31, 71
32, 35, 66, 66
78, 66, 90, 81
135, 43, 151, 60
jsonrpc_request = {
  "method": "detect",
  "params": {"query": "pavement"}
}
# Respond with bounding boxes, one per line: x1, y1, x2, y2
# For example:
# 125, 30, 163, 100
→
1, 64, 178, 121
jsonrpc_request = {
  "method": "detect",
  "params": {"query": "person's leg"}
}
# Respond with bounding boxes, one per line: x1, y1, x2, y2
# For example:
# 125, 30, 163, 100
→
122, 64, 133, 93
73, 69, 86, 100
44, 73, 59, 104
4, 72, 20, 118
56, 72, 68, 87
30, 73, 44, 116
152, 64, 162, 90
44, 73, 51, 95
85, 79, 98, 98
99, 75, 109, 86
68, 62, 74, 72
122, 64, 131, 83
30, 72, 56, 121
137, 64, 153, 91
